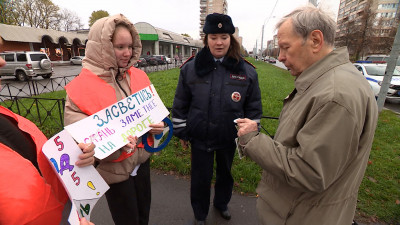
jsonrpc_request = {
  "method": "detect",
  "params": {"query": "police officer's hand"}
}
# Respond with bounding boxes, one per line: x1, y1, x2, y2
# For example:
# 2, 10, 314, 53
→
76, 143, 96, 167
148, 122, 165, 135
236, 118, 258, 137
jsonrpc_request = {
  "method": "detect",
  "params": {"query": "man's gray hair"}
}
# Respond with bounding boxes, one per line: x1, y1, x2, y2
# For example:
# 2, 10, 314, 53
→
276, 6, 336, 46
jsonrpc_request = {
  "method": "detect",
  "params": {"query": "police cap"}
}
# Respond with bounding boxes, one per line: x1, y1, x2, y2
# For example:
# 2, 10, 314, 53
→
203, 13, 235, 34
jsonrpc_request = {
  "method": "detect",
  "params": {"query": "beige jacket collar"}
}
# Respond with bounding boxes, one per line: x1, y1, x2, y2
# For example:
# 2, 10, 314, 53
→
295, 47, 350, 95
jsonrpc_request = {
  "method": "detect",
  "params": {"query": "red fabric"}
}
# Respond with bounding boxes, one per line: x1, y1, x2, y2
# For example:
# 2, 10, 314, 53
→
0, 106, 68, 225
65, 67, 152, 115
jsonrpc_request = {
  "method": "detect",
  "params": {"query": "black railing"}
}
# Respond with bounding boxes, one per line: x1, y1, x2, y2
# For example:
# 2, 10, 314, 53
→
0, 65, 279, 137
0, 96, 65, 137
0, 75, 77, 100
138, 61, 183, 73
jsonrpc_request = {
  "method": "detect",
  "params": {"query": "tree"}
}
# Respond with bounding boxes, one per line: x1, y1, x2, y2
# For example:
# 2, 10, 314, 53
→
57, 8, 83, 31
22, 0, 59, 28
335, 0, 374, 60
335, 0, 400, 60
89, 10, 109, 27
1, 0, 85, 31
0, 0, 16, 25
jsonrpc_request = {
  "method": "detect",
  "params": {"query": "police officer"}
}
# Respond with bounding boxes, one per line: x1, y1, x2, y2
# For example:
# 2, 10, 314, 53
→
171, 13, 262, 225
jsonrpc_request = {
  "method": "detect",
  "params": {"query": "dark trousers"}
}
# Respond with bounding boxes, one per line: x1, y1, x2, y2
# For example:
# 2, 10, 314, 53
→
190, 145, 235, 221
105, 159, 151, 225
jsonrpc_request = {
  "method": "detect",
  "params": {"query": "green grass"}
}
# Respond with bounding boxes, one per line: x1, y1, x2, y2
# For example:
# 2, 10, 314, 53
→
357, 110, 400, 223
3, 58, 399, 223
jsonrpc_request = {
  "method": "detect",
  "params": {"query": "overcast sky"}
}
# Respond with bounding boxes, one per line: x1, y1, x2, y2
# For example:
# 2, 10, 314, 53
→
52, 0, 340, 51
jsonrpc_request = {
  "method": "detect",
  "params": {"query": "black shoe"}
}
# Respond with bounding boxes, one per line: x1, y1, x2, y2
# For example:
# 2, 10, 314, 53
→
194, 219, 205, 225
214, 207, 231, 220
220, 209, 231, 220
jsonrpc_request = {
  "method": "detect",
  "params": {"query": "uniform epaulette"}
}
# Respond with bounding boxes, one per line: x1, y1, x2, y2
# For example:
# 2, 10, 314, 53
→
180, 55, 195, 68
243, 58, 256, 69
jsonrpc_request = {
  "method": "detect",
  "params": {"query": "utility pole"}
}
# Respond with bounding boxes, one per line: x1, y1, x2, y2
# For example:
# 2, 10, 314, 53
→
376, 23, 400, 112
260, 25, 264, 58
255, 40, 258, 58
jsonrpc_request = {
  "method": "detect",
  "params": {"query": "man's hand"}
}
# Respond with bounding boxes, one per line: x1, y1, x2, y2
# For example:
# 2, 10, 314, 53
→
236, 118, 258, 137
75, 143, 95, 167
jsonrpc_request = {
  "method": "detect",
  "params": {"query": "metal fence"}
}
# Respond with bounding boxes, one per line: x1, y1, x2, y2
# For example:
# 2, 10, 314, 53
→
0, 64, 279, 137
0, 95, 65, 137
0, 75, 77, 100
138, 61, 183, 73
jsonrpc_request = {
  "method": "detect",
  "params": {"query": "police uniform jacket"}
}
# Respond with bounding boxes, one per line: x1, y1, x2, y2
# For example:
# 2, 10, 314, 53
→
172, 47, 262, 151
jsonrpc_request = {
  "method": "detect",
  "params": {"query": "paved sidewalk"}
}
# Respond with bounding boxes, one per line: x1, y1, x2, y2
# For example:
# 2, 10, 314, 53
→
90, 170, 258, 225
89, 170, 379, 225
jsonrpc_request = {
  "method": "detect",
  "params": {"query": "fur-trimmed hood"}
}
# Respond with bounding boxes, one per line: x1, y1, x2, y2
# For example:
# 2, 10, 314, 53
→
194, 47, 244, 76
82, 14, 142, 77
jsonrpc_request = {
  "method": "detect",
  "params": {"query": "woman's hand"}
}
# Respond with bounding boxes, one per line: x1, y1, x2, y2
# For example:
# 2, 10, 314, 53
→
75, 143, 96, 167
125, 135, 138, 153
148, 121, 165, 135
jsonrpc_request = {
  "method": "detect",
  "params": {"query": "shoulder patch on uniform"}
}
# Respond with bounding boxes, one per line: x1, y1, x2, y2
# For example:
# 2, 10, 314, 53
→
243, 58, 256, 69
180, 55, 195, 68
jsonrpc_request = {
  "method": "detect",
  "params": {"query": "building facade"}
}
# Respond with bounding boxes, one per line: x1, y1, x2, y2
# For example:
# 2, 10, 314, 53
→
0, 23, 203, 62
335, 0, 400, 59
200, 0, 228, 39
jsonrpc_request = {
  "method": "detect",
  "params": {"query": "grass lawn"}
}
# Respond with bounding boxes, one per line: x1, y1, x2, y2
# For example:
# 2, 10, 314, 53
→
3, 58, 399, 224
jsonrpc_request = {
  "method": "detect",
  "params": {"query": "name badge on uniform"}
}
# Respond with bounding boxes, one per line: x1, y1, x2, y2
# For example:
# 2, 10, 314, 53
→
231, 92, 241, 102
230, 74, 247, 81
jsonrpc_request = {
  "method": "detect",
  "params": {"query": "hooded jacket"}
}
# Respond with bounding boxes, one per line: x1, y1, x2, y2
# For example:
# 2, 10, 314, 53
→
172, 47, 262, 151
64, 14, 151, 184
239, 47, 378, 225
0, 106, 68, 225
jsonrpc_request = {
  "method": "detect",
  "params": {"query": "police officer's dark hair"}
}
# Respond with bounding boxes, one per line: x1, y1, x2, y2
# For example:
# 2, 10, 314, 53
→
203, 34, 241, 62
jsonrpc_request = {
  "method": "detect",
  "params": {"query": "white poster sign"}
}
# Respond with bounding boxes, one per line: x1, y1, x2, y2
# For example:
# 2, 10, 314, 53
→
42, 129, 109, 223
65, 84, 169, 159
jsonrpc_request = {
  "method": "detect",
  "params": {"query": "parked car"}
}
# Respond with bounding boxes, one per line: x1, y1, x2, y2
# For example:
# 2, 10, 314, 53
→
152, 55, 167, 65
165, 56, 172, 64
134, 57, 148, 68
353, 63, 400, 99
70, 56, 84, 65
0, 51, 53, 81
141, 55, 158, 66
358, 54, 400, 66
265, 56, 277, 64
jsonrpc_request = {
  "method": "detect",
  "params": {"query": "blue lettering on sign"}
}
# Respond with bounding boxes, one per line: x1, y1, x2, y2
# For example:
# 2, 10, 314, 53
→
94, 95, 149, 127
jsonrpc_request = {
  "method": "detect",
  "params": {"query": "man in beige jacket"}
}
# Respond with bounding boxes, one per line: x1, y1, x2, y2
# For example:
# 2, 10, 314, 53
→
236, 6, 378, 225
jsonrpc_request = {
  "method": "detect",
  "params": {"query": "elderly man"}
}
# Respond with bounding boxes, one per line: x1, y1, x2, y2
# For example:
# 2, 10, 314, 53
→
236, 6, 378, 225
